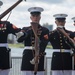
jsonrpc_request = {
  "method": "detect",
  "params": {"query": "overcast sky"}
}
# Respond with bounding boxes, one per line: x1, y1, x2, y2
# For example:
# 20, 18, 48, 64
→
0, 0, 75, 31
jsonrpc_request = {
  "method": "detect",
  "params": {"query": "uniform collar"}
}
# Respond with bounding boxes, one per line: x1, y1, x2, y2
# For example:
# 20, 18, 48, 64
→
57, 26, 64, 28
57, 26, 66, 31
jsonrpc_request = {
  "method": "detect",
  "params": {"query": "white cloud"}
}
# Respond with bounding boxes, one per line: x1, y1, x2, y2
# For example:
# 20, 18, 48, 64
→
28, 0, 64, 4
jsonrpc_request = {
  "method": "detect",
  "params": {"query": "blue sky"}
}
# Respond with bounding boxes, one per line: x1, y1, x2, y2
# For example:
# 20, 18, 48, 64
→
0, 0, 75, 31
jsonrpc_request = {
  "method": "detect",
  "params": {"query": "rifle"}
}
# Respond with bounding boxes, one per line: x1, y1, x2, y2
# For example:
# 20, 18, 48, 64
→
31, 22, 40, 75
0, 0, 25, 20
57, 27, 75, 50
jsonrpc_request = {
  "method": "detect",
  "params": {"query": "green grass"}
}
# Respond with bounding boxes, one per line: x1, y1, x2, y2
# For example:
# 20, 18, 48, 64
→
8, 43, 52, 49
47, 45, 53, 49
8, 43, 24, 48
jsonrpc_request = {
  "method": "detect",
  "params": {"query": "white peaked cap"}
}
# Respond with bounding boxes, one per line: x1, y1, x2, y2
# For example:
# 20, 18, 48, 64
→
28, 7, 44, 12
53, 14, 68, 18
72, 17, 75, 21
0, 1, 3, 6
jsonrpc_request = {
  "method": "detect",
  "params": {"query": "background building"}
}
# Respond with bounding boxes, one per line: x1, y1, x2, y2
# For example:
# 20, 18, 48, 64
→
43, 23, 53, 31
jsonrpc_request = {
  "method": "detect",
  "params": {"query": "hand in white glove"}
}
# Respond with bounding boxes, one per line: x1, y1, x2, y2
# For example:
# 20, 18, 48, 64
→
16, 31, 24, 39
30, 57, 39, 65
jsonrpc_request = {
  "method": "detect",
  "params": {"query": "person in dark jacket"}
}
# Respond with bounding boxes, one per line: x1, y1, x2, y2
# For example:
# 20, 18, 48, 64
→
0, 1, 21, 75
49, 13, 75, 75
0, 20, 21, 75
17, 7, 49, 75
71, 17, 75, 75
72, 17, 75, 26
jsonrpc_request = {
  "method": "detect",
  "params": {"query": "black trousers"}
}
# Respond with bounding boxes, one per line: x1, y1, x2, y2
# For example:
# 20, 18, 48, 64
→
0, 47, 11, 69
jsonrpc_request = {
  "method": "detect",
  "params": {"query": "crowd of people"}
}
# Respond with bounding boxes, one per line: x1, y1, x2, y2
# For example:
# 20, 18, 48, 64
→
0, 1, 75, 75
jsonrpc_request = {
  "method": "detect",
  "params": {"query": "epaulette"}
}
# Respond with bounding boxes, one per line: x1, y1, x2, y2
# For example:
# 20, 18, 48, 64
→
64, 28, 72, 32
22, 26, 32, 31
28, 26, 32, 30
49, 29, 57, 35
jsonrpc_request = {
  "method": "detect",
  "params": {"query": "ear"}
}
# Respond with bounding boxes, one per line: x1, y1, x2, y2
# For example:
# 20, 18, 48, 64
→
55, 20, 58, 26
65, 21, 66, 23
55, 21, 57, 24
39, 16, 41, 19
30, 16, 32, 20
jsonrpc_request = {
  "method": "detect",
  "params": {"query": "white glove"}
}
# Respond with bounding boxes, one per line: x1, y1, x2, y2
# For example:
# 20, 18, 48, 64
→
30, 57, 39, 65
16, 32, 24, 39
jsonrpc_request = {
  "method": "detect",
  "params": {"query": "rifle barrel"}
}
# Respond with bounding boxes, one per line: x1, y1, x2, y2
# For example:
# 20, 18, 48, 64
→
0, 0, 23, 19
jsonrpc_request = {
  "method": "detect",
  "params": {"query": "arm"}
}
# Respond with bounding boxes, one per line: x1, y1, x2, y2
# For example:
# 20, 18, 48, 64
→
57, 27, 75, 50
16, 27, 31, 42
16, 29, 28, 42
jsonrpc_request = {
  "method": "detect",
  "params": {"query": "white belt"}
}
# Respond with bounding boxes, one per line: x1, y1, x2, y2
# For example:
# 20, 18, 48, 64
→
24, 46, 34, 50
53, 49, 71, 53
0, 43, 8, 48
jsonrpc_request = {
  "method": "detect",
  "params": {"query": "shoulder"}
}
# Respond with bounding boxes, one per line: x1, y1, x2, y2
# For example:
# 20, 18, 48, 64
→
1, 21, 13, 27
1, 21, 11, 24
22, 26, 31, 31
42, 26, 49, 32
49, 29, 57, 35
65, 28, 73, 33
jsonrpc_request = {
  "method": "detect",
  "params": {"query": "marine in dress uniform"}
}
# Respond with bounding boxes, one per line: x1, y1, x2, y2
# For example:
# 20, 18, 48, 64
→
72, 17, 75, 69
71, 17, 75, 75
72, 17, 75, 26
49, 14, 75, 75
0, 20, 21, 75
17, 7, 49, 75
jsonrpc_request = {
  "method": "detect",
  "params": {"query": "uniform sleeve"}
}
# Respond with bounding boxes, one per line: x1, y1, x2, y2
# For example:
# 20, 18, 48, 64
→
17, 27, 29, 42
49, 31, 54, 41
6, 21, 21, 34
67, 32, 75, 50
39, 27, 49, 53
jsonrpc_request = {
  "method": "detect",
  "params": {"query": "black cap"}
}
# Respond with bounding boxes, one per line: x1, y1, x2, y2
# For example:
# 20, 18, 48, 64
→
30, 12, 41, 16
55, 18, 66, 22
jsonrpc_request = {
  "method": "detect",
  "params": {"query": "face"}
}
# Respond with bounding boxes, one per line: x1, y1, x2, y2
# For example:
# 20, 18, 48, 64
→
73, 37, 75, 41
73, 22, 75, 26
30, 14, 41, 23
55, 20, 66, 26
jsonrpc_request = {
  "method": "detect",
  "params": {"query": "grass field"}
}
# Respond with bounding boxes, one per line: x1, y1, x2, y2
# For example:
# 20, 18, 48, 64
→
8, 43, 24, 48
8, 43, 52, 49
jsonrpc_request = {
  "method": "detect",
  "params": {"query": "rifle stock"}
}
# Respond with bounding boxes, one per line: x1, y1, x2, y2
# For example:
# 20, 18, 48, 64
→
31, 22, 39, 75
0, 0, 23, 20
34, 37, 39, 75
57, 27, 75, 49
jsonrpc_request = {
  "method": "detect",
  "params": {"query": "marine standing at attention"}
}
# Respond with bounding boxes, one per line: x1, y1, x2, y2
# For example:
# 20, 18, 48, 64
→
49, 13, 75, 75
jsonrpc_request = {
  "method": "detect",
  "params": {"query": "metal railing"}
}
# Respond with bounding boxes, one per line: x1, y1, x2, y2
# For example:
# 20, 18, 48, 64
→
9, 56, 52, 75
44, 57, 52, 75
9, 57, 22, 75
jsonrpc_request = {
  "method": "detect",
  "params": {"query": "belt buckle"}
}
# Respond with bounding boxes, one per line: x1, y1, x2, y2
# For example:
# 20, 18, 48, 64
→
60, 49, 64, 52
